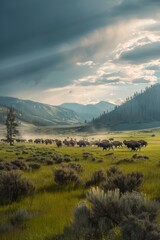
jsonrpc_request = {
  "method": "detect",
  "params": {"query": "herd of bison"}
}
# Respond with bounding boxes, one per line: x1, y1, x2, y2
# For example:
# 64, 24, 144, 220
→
1, 137, 148, 151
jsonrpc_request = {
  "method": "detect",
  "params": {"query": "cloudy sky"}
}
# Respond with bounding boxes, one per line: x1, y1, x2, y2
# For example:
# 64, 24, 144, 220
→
0, 0, 160, 105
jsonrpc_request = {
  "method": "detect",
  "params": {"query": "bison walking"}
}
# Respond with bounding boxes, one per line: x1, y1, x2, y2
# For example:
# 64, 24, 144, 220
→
123, 140, 141, 151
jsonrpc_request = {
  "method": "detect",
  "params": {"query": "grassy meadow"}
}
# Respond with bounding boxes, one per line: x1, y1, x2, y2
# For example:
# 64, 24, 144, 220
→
0, 129, 160, 240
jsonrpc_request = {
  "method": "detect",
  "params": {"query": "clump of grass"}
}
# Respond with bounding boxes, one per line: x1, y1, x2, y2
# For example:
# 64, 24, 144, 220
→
0, 209, 31, 235
10, 209, 31, 225
11, 160, 29, 170
0, 223, 13, 234
85, 170, 106, 188
64, 154, 72, 163
97, 159, 104, 163
28, 163, 41, 170
82, 152, 90, 160
115, 158, 135, 165
132, 154, 149, 160
63, 163, 84, 173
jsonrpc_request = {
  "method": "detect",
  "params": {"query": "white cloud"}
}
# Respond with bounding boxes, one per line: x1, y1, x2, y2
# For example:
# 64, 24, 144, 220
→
76, 61, 96, 67
73, 19, 160, 90
7, 16, 160, 105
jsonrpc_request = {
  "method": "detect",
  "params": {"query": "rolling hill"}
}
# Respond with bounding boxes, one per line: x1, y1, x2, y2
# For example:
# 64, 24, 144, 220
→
60, 101, 115, 121
92, 84, 160, 130
0, 97, 80, 126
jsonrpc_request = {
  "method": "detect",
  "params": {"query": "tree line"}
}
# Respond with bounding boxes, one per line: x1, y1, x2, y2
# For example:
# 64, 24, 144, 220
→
92, 83, 160, 128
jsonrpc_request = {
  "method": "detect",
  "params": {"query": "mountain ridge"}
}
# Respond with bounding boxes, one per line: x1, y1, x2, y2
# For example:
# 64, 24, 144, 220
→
0, 96, 115, 126
0, 96, 80, 126
60, 101, 115, 121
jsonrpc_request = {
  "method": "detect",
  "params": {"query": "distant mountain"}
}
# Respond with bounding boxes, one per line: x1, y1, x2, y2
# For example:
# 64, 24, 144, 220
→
92, 84, 160, 130
60, 101, 115, 121
0, 97, 80, 126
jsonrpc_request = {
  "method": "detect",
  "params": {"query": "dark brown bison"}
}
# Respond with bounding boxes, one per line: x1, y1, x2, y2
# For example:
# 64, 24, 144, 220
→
112, 141, 123, 148
138, 140, 148, 147
99, 142, 113, 150
34, 138, 42, 144
123, 140, 141, 151
44, 139, 52, 145
109, 138, 114, 141
55, 140, 62, 148
77, 140, 86, 147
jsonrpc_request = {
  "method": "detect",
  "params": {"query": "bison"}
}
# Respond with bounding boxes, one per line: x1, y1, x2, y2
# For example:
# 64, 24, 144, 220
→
112, 141, 123, 148
123, 140, 141, 151
99, 142, 113, 150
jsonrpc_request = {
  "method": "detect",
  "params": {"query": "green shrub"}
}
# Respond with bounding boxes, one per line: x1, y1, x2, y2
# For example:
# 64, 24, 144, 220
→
62, 187, 160, 240
65, 163, 83, 173
0, 223, 13, 234
85, 167, 143, 193
54, 167, 81, 186
22, 150, 29, 154
0, 209, 31, 235
10, 209, 30, 225
85, 170, 106, 188
28, 163, 41, 170
45, 160, 54, 165
71, 202, 94, 239
122, 215, 160, 240
87, 188, 122, 230
0, 171, 35, 205
11, 160, 29, 170
74, 157, 80, 162
53, 153, 64, 164
64, 155, 72, 163
106, 167, 122, 177
18, 156, 24, 160
120, 191, 159, 221
82, 152, 90, 160
116, 158, 134, 165
102, 170, 143, 193
97, 159, 104, 163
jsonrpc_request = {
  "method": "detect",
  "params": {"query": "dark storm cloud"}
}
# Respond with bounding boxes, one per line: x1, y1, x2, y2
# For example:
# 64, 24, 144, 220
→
0, 0, 115, 59
114, 0, 160, 22
119, 42, 160, 64
0, 42, 97, 91
98, 74, 121, 85
1, 0, 160, 58
0, 46, 81, 83
132, 78, 150, 84
1, 0, 160, 61
78, 77, 121, 87
0, 51, 67, 83
0, 0, 160, 93
146, 65, 160, 71
0, 0, 118, 89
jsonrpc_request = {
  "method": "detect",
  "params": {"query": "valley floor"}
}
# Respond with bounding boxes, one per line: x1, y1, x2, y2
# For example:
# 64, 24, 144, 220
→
0, 130, 160, 240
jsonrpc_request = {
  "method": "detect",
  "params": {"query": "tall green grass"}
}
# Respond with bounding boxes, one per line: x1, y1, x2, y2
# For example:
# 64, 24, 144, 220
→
0, 130, 160, 239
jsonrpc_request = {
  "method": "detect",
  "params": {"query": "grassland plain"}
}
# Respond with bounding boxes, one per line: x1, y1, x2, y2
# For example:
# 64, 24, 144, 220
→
0, 129, 160, 240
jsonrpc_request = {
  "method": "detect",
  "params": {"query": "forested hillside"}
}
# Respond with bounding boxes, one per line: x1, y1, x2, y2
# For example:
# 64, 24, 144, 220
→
92, 84, 160, 129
